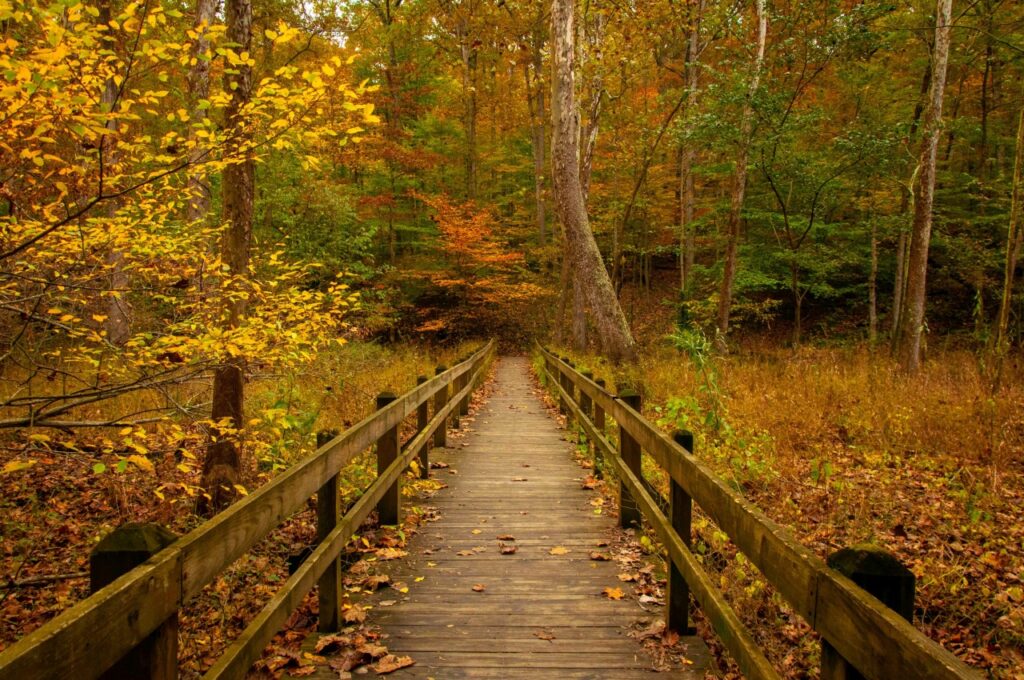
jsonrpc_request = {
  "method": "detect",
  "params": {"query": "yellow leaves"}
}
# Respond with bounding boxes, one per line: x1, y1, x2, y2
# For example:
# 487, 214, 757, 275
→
3, 459, 37, 474
126, 454, 153, 473
549, 546, 570, 555
602, 587, 625, 600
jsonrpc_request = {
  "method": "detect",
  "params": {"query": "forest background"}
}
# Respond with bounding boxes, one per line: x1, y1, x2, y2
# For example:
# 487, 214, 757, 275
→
2, 0, 1024, 676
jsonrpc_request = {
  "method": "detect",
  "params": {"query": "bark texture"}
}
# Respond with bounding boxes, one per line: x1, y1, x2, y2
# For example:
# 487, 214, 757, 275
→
186, 0, 217, 223
201, 0, 253, 515
550, 0, 635, 363
896, 0, 952, 372
715, 0, 766, 343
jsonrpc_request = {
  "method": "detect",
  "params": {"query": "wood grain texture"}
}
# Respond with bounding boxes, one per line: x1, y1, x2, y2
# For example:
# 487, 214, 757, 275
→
312, 357, 708, 679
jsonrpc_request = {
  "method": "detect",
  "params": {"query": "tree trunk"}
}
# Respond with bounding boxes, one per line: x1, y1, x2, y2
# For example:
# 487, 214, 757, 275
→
201, 0, 253, 515
551, 0, 636, 362
996, 91, 1024, 349
525, 35, 547, 245
679, 0, 702, 296
896, 0, 953, 373
459, 20, 478, 200
869, 221, 878, 346
715, 0, 766, 345
186, 0, 216, 224
572, 277, 587, 352
579, 10, 604, 204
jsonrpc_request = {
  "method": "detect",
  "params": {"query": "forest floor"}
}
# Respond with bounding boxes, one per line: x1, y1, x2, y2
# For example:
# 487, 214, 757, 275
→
0, 340, 479, 676
556, 273, 1024, 679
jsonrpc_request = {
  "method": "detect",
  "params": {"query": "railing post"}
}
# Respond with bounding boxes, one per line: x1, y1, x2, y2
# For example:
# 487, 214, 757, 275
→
558, 357, 570, 414
617, 388, 642, 529
668, 430, 695, 635
579, 370, 593, 449
593, 378, 606, 478
459, 358, 472, 417
90, 523, 178, 680
821, 546, 916, 680
433, 365, 447, 449
416, 376, 430, 478
452, 367, 466, 429
564, 360, 576, 426
316, 429, 342, 631
375, 392, 400, 526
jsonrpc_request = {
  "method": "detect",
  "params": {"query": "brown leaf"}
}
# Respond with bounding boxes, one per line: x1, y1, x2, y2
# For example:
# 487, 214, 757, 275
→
603, 587, 625, 600
456, 549, 474, 556
472, 583, 486, 592
357, 643, 389, 659
315, 634, 352, 654
496, 534, 516, 541
534, 630, 556, 641
363, 574, 391, 591
499, 543, 517, 555
343, 605, 367, 624
581, 476, 598, 490
618, 572, 639, 582
375, 547, 408, 560
589, 551, 611, 561
374, 654, 415, 675
512, 477, 528, 482
288, 667, 316, 677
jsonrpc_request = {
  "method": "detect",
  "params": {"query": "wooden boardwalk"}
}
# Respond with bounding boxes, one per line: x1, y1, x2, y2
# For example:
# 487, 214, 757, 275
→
317, 357, 708, 678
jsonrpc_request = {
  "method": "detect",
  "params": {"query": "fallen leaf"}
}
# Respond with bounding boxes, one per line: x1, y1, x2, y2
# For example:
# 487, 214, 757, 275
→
471, 529, 482, 535
534, 630, 556, 641
589, 551, 611, 561
497, 534, 516, 541
499, 543, 517, 555
374, 655, 415, 675
603, 587, 625, 600
376, 547, 407, 560
512, 477, 528, 482
549, 546, 569, 555
472, 583, 486, 592
315, 634, 352, 654
343, 605, 367, 623
456, 550, 474, 556
288, 667, 316, 677
618, 572, 639, 582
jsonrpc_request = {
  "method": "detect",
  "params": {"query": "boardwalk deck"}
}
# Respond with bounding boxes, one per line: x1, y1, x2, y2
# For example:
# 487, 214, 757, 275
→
315, 357, 709, 678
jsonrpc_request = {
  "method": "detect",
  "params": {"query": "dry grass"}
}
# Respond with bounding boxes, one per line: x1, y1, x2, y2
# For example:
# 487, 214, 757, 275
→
558, 341, 1024, 678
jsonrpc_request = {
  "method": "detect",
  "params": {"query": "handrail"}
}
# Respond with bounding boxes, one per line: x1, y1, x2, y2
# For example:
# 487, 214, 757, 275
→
537, 345, 979, 680
0, 340, 496, 680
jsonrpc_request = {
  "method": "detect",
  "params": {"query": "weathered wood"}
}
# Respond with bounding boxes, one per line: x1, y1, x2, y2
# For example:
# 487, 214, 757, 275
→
416, 376, 430, 479
668, 430, 695, 636
0, 343, 493, 680
821, 546, 917, 680
593, 377, 606, 478
315, 430, 341, 632
377, 391, 401, 526
90, 524, 178, 680
434, 365, 449, 448
328, 358, 706, 679
579, 370, 593, 453
538, 346, 980, 680
617, 389, 642, 529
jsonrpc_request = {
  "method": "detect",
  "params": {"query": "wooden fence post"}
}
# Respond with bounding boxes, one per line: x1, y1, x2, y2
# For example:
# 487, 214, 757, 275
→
668, 430, 695, 635
459, 360, 471, 417
376, 392, 400, 526
316, 429, 341, 631
452, 371, 463, 429
579, 370, 593, 451
90, 523, 178, 680
433, 365, 447, 449
593, 378, 606, 478
416, 376, 430, 478
821, 545, 916, 680
617, 389, 642, 529
564, 361, 576, 426
558, 357, 570, 414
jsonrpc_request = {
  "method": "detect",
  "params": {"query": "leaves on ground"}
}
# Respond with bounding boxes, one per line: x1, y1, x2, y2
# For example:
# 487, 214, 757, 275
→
549, 546, 569, 555
603, 587, 625, 600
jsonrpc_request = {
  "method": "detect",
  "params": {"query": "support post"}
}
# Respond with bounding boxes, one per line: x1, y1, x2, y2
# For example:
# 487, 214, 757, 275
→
667, 430, 695, 635
618, 389, 642, 529
316, 429, 341, 631
376, 392, 400, 526
593, 378, 606, 478
459, 362, 472, 417
90, 523, 178, 680
433, 365, 447, 449
452, 372, 464, 429
416, 376, 430, 479
564, 361, 576, 426
821, 545, 916, 680
579, 370, 593, 450
558, 357, 569, 414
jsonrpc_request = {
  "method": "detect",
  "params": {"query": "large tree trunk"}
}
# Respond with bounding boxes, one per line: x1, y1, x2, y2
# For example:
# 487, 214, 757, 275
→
996, 91, 1024, 349
201, 0, 253, 515
715, 0, 766, 344
186, 0, 217, 223
551, 0, 636, 363
896, 0, 953, 373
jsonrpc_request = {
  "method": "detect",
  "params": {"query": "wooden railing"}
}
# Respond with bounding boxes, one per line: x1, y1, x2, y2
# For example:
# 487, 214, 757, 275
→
537, 346, 979, 680
0, 340, 496, 680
